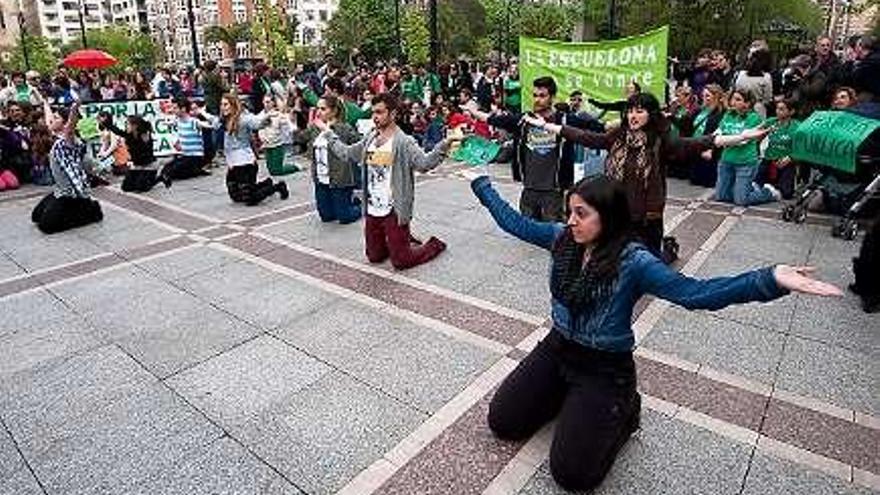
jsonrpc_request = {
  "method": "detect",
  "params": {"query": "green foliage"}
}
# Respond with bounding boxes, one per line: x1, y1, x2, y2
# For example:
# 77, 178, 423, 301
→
2, 34, 57, 74
325, 0, 396, 60
204, 22, 252, 56
401, 7, 431, 65
59, 26, 159, 71
251, 0, 291, 67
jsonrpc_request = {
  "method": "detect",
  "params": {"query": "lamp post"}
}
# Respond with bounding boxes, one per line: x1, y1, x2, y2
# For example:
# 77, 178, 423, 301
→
17, 7, 30, 70
186, 0, 201, 66
429, 0, 438, 71
77, 0, 88, 48
393, 0, 401, 61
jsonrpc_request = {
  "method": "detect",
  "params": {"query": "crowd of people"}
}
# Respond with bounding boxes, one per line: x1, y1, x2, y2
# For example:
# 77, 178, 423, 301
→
0, 31, 877, 493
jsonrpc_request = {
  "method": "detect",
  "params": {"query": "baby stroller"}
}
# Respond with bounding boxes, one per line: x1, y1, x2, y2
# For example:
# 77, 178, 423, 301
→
781, 127, 880, 240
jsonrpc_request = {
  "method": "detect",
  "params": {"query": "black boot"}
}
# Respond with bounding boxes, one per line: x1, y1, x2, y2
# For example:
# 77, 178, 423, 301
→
276, 181, 289, 200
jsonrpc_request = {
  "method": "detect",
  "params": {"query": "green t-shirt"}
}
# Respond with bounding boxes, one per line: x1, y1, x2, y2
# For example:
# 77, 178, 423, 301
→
719, 111, 763, 165
693, 108, 712, 137
763, 117, 801, 161
402, 77, 424, 102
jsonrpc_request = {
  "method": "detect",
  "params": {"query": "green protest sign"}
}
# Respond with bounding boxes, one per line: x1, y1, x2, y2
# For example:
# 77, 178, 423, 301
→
452, 136, 502, 166
519, 26, 669, 114
80, 99, 180, 158
792, 111, 880, 174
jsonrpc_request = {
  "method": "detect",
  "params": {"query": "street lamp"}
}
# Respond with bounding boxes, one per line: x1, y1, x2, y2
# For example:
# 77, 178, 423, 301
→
393, 0, 401, 61
429, 0, 438, 70
77, 0, 88, 48
186, 0, 201, 66
17, 6, 30, 70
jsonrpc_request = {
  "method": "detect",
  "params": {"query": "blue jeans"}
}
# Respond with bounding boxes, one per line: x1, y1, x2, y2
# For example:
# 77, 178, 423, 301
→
715, 161, 775, 206
315, 181, 361, 224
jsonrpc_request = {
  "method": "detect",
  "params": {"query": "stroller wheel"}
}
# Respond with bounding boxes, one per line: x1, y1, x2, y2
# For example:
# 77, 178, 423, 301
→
781, 205, 795, 222
793, 206, 808, 224
841, 219, 859, 241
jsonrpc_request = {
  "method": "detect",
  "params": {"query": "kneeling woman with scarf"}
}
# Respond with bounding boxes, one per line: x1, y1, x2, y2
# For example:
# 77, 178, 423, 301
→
460, 169, 841, 492
524, 93, 768, 262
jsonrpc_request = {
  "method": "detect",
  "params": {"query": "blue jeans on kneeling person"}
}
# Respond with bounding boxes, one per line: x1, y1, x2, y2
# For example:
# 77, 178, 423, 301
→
715, 161, 776, 206
315, 181, 361, 224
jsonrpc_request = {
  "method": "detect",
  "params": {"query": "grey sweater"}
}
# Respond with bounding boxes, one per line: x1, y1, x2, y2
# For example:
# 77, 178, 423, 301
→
325, 127, 449, 225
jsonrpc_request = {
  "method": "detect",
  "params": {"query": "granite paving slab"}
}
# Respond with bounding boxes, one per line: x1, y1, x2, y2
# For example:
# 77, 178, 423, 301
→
273, 299, 499, 412
642, 307, 787, 384
741, 453, 876, 495
132, 437, 305, 495
176, 256, 340, 331
234, 371, 425, 495
776, 334, 879, 416
517, 410, 751, 495
166, 335, 331, 427
53, 267, 262, 378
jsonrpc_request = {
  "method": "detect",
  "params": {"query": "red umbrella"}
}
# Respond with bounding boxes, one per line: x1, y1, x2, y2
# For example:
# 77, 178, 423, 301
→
62, 49, 118, 70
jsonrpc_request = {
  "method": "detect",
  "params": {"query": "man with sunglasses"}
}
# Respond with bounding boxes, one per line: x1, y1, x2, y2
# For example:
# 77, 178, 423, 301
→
467, 76, 603, 222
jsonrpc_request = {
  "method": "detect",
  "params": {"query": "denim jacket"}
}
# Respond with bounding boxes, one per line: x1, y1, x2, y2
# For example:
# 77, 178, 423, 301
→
472, 176, 789, 352
223, 112, 271, 167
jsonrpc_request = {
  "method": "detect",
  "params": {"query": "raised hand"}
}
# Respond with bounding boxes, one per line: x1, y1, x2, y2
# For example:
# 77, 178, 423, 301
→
773, 265, 843, 297
312, 116, 329, 132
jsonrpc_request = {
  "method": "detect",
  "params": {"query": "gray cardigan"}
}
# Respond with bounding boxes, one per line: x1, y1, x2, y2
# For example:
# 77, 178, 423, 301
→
325, 127, 449, 225
299, 122, 362, 188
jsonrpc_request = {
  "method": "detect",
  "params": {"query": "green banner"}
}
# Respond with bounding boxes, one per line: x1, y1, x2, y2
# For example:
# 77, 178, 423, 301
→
80, 99, 180, 158
792, 111, 880, 174
452, 136, 501, 166
519, 26, 669, 114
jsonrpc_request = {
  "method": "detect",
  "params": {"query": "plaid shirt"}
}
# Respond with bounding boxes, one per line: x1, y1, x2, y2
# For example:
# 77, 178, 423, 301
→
49, 136, 90, 199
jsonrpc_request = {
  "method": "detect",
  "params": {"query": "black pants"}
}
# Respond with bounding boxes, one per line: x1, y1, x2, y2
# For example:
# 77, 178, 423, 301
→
519, 188, 564, 222
31, 193, 103, 234
121, 168, 161, 193
633, 218, 663, 256
225, 163, 278, 206
853, 213, 880, 310
488, 332, 640, 491
164, 155, 207, 180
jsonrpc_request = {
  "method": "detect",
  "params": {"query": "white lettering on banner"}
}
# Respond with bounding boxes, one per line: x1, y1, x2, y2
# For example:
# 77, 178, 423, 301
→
82, 99, 180, 157
527, 43, 660, 70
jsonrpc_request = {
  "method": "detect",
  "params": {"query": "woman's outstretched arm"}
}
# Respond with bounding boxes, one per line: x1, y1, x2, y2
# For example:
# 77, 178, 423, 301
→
466, 172, 563, 250
633, 248, 841, 310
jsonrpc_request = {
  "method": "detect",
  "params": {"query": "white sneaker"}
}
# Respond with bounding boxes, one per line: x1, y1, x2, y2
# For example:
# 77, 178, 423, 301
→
764, 183, 782, 201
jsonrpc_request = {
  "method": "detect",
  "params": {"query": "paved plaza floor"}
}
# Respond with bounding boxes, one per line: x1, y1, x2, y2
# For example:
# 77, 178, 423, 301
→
0, 160, 877, 495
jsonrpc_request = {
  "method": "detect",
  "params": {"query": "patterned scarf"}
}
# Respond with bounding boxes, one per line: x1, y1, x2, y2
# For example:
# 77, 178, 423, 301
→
605, 129, 650, 188
550, 228, 615, 315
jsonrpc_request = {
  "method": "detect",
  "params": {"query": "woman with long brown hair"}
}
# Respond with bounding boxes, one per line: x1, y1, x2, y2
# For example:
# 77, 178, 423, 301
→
690, 83, 727, 187
220, 94, 289, 206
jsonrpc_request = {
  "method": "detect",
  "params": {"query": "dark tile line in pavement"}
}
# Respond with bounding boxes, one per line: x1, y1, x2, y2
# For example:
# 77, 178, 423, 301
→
94, 188, 215, 231
220, 234, 540, 347
0, 236, 195, 299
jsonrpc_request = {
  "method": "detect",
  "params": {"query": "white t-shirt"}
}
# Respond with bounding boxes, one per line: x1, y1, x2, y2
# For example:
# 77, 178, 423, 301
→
366, 136, 394, 217
314, 133, 330, 184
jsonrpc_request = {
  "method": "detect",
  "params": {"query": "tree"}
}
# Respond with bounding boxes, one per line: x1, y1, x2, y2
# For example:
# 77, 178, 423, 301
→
325, 0, 396, 61
204, 23, 252, 59
1, 34, 56, 75
251, 0, 291, 67
401, 7, 431, 65
59, 26, 159, 71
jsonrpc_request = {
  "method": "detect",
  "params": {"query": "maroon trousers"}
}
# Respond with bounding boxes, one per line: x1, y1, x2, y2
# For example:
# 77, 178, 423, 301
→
365, 211, 446, 270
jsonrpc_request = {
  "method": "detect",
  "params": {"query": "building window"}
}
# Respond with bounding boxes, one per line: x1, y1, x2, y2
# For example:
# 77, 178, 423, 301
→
318, 9, 327, 21
0, 8, 6, 29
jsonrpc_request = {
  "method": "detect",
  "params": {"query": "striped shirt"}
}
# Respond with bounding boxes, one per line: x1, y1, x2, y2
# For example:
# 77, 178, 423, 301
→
177, 117, 205, 157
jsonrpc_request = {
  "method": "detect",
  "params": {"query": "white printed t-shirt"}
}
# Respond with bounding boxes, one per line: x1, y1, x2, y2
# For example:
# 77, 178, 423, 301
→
314, 133, 330, 184
366, 136, 394, 217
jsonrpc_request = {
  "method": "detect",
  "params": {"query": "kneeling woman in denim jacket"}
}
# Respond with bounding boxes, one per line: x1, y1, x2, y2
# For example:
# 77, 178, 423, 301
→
462, 171, 841, 492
